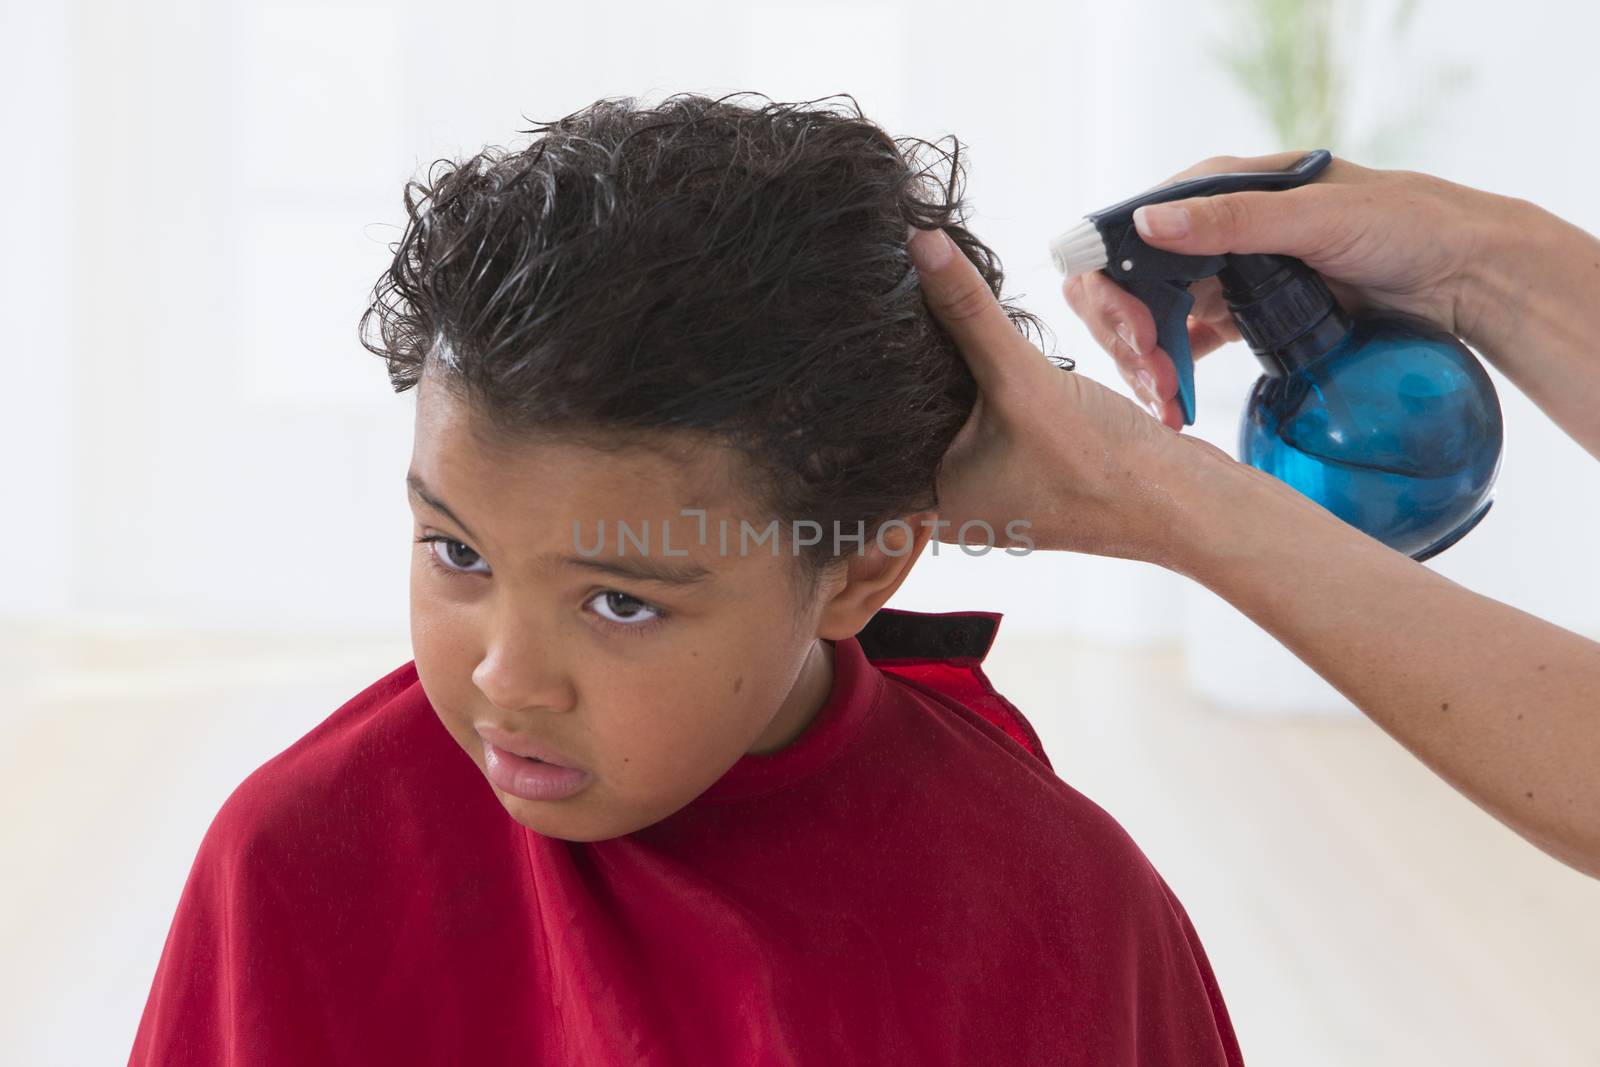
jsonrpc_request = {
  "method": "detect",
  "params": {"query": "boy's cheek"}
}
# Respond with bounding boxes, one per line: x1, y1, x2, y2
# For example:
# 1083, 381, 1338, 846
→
409, 589, 481, 676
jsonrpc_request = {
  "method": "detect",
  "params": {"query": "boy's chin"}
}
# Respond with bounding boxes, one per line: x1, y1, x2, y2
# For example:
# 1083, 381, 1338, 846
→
497, 789, 649, 843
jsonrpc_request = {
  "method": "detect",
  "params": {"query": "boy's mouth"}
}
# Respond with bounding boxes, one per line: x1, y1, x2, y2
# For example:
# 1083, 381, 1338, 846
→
480, 739, 593, 803
474, 722, 584, 771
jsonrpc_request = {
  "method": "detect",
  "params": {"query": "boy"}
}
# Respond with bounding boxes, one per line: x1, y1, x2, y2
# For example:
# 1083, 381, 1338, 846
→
129, 92, 1242, 1065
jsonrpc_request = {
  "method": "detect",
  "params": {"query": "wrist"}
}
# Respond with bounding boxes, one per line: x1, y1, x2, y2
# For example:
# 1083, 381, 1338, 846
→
1447, 190, 1600, 461
1143, 436, 1362, 584
1451, 189, 1574, 361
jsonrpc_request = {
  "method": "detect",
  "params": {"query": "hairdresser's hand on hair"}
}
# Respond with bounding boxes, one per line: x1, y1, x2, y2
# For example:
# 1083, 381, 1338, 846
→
914, 214, 1600, 880
909, 225, 1230, 565
1062, 150, 1534, 433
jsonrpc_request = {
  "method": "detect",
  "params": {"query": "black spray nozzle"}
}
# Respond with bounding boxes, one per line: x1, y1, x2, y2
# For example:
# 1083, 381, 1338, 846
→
1050, 150, 1336, 425
1216, 253, 1350, 378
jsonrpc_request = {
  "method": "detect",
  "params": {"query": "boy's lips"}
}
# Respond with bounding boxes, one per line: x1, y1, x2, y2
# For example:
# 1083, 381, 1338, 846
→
474, 723, 584, 770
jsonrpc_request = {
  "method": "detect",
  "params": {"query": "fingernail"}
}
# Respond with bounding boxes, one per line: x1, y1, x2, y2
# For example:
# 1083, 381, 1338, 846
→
1144, 398, 1163, 420
1116, 322, 1142, 355
1135, 369, 1159, 404
1134, 204, 1190, 240
908, 227, 954, 271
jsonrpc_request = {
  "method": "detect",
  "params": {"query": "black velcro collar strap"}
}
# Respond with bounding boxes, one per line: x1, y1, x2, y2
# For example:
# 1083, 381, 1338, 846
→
854, 608, 999, 664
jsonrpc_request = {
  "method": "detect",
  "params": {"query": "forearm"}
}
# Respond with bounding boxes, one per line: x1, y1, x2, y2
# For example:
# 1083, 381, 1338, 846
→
1459, 192, 1600, 461
1162, 447, 1600, 878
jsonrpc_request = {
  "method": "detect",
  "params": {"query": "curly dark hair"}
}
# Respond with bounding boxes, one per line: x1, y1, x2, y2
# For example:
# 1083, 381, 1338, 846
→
359, 91, 1065, 591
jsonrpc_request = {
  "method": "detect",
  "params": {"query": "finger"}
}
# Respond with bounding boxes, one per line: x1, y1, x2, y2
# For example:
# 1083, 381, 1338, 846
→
1188, 276, 1230, 326
1131, 184, 1338, 259
909, 226, 1041, 396
1188, 317, 1240, 360
1064, 272, 1172, 413
1144, 315, 1248, 430
1065, 270, 1158, 360
1092, 278, 1245, 408
1123, 345, 1178, 412
1157, 396, 1186, 432
1139, 329, 1226, 421
1177, 279, 1240, 360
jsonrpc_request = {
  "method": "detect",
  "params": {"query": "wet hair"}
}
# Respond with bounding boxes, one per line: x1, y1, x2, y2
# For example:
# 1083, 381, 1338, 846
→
360, 91, 1065, 595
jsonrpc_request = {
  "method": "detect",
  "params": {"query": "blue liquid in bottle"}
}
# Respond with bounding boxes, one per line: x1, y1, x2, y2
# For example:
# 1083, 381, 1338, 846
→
1238, 314, 1503, 561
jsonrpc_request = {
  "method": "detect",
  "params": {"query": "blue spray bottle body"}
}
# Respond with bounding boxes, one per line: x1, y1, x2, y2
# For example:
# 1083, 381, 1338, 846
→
1222, 252, 1504, 560
1049, 151, 1505, 562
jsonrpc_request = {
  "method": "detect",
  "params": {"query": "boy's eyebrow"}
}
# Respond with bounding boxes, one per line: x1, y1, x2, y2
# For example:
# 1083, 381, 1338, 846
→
407, 472, 481, 543
406, 471, 717, 587
561, 554, 716, 586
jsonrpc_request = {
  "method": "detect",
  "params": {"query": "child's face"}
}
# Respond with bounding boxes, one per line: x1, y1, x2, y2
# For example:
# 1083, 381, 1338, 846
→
406, 372, 911, 842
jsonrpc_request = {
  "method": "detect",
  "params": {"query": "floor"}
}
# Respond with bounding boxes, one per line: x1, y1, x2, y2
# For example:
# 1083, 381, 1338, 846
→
1, 625, 1595, 1065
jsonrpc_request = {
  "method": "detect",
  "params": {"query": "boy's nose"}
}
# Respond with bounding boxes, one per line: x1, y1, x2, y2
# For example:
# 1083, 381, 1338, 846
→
472, 643, 576, 717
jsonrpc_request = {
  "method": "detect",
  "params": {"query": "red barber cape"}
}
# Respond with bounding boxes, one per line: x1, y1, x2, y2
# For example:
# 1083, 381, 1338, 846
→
128, 608, 1243, 1066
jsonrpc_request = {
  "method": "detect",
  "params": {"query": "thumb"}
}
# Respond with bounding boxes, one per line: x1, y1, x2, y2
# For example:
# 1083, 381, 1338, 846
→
1131, 187, 1333, 259
908, 225, 1039, 396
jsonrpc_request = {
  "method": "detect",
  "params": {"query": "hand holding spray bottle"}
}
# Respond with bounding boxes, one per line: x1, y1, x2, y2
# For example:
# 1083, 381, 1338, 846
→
1050, 150, 1504, 562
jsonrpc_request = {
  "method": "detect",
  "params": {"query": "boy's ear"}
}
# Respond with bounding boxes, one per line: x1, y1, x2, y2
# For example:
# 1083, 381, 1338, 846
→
814, 511, 938, 640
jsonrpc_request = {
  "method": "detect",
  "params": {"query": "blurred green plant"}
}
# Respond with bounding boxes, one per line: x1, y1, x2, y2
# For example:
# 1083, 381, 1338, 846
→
1212, 0, 1473, 165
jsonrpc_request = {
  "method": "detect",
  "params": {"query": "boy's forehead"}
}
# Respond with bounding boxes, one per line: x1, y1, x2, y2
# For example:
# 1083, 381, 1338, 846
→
412, 375, 751, 516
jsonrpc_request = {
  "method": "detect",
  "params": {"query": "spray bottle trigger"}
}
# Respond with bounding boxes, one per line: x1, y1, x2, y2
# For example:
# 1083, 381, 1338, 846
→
1121, 277, 1198, 426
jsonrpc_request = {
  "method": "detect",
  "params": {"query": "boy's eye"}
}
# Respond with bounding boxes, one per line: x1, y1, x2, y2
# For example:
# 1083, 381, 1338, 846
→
417, 534, 666, 632
588, 590, 661, 627
422, 536, 491, 575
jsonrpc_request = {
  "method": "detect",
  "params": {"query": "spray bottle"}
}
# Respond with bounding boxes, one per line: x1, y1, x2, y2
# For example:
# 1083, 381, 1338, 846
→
1049, 150, 1503, 562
